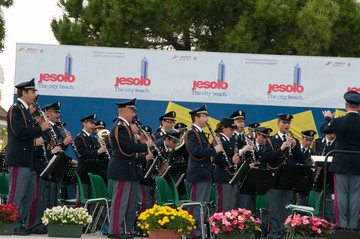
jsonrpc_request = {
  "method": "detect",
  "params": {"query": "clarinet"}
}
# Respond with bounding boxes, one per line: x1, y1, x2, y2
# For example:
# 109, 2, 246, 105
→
206, 123, 234, 169
234, 133, 239, 171
58, 119, 82, 159
312, 140, 328, 187
242, 128, 259, 167
33, 116, 48, 163
134, 120, 167, 179
33, 98, 60, 146
286, 129, 293, 156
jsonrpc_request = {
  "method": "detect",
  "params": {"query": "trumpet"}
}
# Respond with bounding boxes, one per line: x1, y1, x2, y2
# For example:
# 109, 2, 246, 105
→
285, 129, 293, 156
96, 129, 111, 159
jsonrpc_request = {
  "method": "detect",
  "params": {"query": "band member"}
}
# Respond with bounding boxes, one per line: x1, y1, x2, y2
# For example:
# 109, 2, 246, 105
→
6, 79, 52, 235
263, 113, 305, 239
320, 91, 360, 230
230, 110, 254, 210
27, 101, 73, 233
153, 111, 176, 140
312, 133, 336, 156
185, 104, 223, 239
253, 127, 273, 169
213, 117, 239, 212
174, 122, 189, 162
300, 130, 317, 166
74, 114, 108, 200
230, 110, 253, 161
107, 99, 155, 238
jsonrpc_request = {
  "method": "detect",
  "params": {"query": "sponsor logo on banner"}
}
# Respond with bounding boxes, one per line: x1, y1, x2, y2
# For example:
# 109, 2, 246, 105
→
114, 57, 151, 94
325, 61, 351, 67
18, 47, 42, 54
191, 60, 228, 97
38, 53, 76, 90
267, 63, 304, 101
348, 87, 360, 93
172, 55, 197, 61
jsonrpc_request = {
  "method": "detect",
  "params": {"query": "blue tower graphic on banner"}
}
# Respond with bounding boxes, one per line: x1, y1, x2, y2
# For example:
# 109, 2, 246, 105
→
141, 57, 148, 79
293, 63, 301, 86
218, 60, 225, 82
65, 53, 73, 75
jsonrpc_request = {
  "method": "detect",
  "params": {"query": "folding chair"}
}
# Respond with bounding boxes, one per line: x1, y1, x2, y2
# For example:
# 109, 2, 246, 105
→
86, 173, 111, 234
0, 173, 9, 204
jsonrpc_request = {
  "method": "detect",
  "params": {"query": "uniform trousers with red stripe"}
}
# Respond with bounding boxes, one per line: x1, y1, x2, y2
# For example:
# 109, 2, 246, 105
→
7, 166, 37, 229
139, 184, 154, 212
109, 180, 138, 235
26, 176, 62, 229
214, 183, 237, 213
187, 181, 211, 238
333, 173, 360, 229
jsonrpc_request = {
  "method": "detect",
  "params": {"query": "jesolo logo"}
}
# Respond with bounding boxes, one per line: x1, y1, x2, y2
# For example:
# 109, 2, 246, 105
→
348, 87, 360, 93
114, 57, 151, 86
267, 63, 304, 93
38, 53, 76, 83
192, 60, 228, 90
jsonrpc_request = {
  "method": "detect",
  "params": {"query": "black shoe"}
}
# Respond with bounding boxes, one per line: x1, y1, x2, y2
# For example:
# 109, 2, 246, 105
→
30, 227, 47, 234
335, 226, 346, 231
107, 233, 127, 239
14, 227, 31, 236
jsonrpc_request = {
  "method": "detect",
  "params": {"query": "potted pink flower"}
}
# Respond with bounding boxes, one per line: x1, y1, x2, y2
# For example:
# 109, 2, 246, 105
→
285, 214, 334, 238
209, 208, 261, 239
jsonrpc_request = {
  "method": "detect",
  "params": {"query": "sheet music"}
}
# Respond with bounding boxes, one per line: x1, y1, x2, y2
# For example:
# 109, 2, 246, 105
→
40, 155, 57, 178
311, 156, 332, 163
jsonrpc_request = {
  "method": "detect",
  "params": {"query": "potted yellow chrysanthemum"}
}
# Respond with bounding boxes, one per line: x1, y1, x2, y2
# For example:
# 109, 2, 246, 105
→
138, 204, 196, 239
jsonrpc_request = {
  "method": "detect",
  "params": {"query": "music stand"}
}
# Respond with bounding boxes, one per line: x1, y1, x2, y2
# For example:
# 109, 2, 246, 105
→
161, 161, 187, 179
273, 165, 313, 193
40, 152, 70, 182
239, 169, 274, 195
313, 161, 334, 188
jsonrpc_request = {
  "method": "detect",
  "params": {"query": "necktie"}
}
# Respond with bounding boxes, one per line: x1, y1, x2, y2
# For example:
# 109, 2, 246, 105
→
302, 148, 306, 153
283, 135, 287, 142
258, 145, 263, 152
327, 142, 331, 147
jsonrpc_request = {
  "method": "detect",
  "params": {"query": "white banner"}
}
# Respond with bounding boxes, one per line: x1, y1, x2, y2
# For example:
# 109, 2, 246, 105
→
15, 43, 360, 108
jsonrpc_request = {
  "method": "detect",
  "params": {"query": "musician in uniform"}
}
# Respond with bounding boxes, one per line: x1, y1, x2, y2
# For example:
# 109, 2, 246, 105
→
230, 110, 254, 210
253, 127, 273, 169
185, 104, 223, 239
74, 114, 108, 201
6, 79, 52, 235
213, 117, 239, 212
263, 113, 305, 239
27, 101, 73, 233
312, 133, 336, 156
320, 91, 360, 231
174, 122, 189, 162
300, 130, 317, 167
153, 111, 176, 140
107, 99, 155, 239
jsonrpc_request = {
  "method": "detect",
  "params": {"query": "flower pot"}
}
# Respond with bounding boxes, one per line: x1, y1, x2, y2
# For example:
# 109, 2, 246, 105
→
0, 223, 15, 235
148, 229, 181, 239
47, 224, 83, 238
217, 231, 255, 239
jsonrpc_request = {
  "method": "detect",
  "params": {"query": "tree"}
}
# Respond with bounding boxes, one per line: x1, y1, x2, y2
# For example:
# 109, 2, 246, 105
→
51, 0, 360, 56
0, 0, 13, 51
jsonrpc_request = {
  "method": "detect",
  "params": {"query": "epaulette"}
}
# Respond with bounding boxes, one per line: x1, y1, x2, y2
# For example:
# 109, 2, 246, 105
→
82, 132, 87, 137
160, 132, 164, 136
222, 136, 226, 141
275, 134, 279, 139
194, 128, 200, 133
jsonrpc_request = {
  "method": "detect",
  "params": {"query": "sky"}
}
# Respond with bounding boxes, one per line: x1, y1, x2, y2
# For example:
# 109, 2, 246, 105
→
0, 0, 62, 110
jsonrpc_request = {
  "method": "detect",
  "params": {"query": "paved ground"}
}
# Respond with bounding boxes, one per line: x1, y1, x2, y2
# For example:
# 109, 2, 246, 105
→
0, 232, 148, 239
